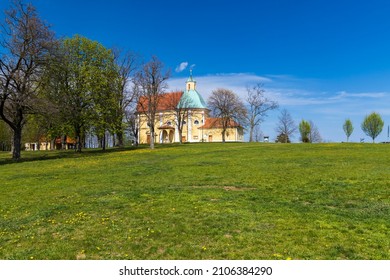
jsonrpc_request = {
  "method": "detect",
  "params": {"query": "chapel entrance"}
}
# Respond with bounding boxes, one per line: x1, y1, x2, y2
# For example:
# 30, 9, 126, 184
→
160, 129, 175, 143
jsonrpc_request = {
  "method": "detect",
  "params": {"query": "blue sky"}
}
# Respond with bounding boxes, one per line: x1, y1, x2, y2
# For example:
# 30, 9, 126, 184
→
2, 0, 390, 142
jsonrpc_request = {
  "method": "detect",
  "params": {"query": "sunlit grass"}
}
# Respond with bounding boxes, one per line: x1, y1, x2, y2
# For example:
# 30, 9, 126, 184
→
0, 143, 389, 259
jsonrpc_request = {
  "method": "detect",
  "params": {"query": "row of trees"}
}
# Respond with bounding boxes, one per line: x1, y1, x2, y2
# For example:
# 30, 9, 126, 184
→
0, 1, 280, 159
275, 110, 386, 144
0, 1, 140, 159
207, 84, 278, 144
343, 112, 385, 143
1, 1, 386, 161
274, 109, 321, 143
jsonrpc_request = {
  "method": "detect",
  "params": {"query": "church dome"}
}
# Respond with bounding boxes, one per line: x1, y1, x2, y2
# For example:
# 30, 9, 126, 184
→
178, 72, 207, 109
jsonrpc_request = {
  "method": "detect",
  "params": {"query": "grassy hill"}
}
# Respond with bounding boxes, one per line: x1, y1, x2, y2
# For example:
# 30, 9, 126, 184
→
0, 143, 389, 259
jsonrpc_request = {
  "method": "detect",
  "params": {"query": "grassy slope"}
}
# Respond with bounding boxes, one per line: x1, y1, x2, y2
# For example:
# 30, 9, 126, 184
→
0, 143, 389, 260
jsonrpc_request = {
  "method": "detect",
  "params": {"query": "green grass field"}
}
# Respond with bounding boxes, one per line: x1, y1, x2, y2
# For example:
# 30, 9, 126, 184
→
1, 143, 389, 260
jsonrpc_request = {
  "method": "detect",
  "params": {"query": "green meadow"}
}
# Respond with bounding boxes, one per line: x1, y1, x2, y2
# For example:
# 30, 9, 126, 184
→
0, 143, 389, 260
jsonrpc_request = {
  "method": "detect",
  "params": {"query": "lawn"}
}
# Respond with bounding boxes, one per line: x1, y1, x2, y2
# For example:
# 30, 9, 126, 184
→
0, 143, 389, 260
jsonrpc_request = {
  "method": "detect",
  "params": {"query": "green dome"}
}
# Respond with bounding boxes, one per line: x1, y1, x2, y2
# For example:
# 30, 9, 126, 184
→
178, 89, 207, 109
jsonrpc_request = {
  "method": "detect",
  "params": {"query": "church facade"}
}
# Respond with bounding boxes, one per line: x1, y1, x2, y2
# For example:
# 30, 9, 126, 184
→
136, 73, 244, 144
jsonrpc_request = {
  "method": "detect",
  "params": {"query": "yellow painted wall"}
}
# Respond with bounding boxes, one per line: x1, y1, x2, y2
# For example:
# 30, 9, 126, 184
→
138, 109, 206, 144
138, 110, 244, 144
201, 127, 244, 142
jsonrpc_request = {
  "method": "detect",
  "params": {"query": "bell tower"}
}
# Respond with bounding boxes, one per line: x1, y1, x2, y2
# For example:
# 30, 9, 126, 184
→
186, 69, 196, 91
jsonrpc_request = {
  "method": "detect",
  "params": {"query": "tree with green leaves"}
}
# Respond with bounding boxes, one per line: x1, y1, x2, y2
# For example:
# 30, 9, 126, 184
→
43, 35, 118, 152
91, 55, 122, 150
361, 112, 384, 143
343, 119, 354, 142
299, 120, 311, 143
0, 120, 12, 151
0, 0, 55, 160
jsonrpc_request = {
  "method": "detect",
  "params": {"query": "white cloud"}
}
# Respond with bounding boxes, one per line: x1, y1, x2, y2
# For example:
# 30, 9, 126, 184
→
168, 72, 272, 99
334, 91, 387, 99
167, 72, 390, 142
175, 62, 188, 73
168, 73, 390, 109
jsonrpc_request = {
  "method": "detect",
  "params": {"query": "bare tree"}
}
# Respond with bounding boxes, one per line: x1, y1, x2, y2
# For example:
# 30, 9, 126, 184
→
0, 0, 55, 160
309, 120, 322, 143
253, 125, 264, 142
125, 102, 141, 146
133, 56, 170, 149
166, 91, 191, 144
208, 88, 247, 143
275, 109, 297, 143
246, 83, 278, 142
112, 49, 139, 147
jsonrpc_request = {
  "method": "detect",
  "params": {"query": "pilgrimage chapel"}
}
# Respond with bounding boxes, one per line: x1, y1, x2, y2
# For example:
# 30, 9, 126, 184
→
136, 72, 244, 144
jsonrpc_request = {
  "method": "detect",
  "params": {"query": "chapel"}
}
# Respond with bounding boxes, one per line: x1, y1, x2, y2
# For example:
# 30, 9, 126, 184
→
136, 72, 244, 144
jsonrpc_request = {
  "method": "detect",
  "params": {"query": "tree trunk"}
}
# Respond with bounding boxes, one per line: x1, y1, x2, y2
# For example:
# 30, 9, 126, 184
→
102, 133, 106, 151
150, 127, 155, 149
249, 126, 254, 142
0, 103, 23, 160
62, 135, 67, 150
132, 128, 139, 146
12, 127, 22, 160
75, 126, 82, 152
178, 127, 183, 144
222, 129, 226, 143
76, 135, 82, 152
10, 133, 14, 155
116, 131, 124, 147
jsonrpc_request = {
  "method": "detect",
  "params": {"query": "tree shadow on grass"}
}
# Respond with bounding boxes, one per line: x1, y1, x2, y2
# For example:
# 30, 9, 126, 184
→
0, 145, 147, 166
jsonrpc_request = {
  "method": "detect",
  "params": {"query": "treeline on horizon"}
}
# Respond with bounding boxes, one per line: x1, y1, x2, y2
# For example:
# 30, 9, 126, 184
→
0, 1, 387, 161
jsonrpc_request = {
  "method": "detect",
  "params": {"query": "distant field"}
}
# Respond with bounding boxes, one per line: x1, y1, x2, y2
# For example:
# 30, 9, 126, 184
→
0, 143, 389, 260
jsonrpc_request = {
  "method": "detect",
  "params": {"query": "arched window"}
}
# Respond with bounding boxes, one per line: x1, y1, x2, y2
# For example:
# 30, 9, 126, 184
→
194, 120, 199, 125
167, 121, 172, 126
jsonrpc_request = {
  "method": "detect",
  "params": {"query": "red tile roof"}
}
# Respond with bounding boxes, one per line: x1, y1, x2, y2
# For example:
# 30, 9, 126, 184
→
54, 136, 76, 144
137, 91, 183, 112
198, 117, 241, 129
